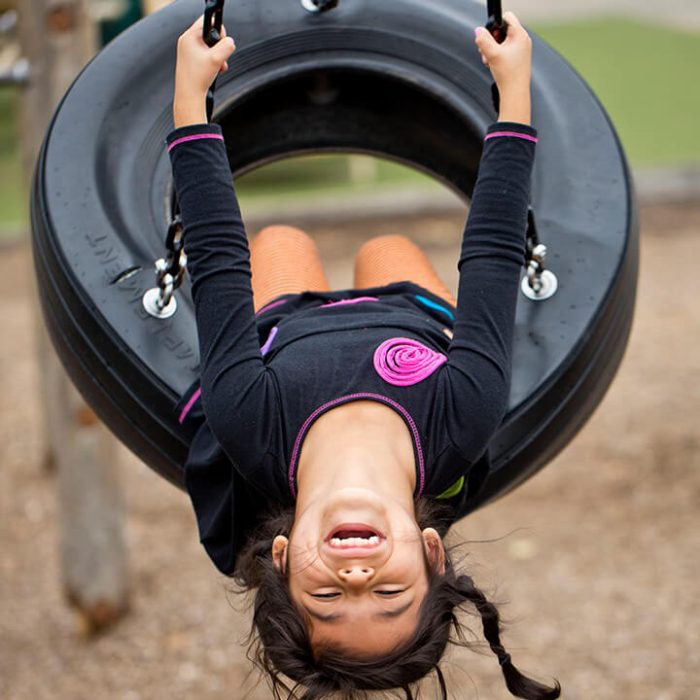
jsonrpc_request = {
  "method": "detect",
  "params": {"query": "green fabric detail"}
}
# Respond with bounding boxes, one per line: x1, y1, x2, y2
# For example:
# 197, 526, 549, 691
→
435, 476, 465, 500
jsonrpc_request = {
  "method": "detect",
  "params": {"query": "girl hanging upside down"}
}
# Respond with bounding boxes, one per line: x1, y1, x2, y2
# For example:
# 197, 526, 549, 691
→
168, 9, 560, 700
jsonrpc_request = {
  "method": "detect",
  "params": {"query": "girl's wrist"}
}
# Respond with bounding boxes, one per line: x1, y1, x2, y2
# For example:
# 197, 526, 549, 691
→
496, 83, 532, 126
173, 91, 208, 128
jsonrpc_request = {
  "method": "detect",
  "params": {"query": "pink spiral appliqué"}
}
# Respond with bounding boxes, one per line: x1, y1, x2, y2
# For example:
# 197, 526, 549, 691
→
373, 337, 447, 386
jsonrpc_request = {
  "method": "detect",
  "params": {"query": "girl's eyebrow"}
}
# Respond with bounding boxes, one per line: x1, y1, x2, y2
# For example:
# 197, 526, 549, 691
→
303, 599, 415, 623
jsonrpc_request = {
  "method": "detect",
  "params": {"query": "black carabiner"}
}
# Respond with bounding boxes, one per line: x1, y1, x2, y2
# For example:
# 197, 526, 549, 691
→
203, 0, 224, 47
484, 0, 507, 114
486, 0, 506, 43
202, 0, 226, 122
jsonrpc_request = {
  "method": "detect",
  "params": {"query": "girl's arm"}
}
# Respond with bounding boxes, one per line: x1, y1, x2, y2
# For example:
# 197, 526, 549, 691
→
440, 12, 537, 464
475, 10, 532, 125
168, 17, 281, 478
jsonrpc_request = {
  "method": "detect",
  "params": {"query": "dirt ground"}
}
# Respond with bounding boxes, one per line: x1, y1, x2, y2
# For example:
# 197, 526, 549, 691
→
1, 201, 699, 700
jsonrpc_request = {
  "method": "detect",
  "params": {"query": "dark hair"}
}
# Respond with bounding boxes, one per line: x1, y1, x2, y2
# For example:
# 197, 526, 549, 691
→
233, 499, 561, 700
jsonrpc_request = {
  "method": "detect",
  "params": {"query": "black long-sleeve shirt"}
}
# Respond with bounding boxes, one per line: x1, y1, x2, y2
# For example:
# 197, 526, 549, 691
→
167, 120, 538, 575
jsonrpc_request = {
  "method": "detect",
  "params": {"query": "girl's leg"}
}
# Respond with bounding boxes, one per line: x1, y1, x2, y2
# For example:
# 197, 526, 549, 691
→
249, 225, 331, 312
353, 234, 457, 307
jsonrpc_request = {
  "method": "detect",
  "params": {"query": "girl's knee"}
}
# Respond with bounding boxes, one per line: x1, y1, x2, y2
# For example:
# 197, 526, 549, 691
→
255, 224, 314, 246
356, 234, 413, 260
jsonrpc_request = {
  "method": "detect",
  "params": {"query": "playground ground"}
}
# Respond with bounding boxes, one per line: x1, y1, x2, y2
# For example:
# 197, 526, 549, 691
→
1, 199, 699, 699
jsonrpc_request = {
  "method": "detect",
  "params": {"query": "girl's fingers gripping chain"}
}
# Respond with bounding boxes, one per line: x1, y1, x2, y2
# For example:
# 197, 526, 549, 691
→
473, 10, 531, 94
175, 14, 236, 97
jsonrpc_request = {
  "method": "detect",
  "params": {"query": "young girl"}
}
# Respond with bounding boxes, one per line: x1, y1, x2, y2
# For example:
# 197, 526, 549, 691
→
169, 10, 560, 699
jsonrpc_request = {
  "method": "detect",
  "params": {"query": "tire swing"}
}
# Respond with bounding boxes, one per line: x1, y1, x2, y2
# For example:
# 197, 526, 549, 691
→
31, 0, 639, 515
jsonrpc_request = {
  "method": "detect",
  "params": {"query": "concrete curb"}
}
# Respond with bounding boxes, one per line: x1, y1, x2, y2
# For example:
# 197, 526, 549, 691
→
632, 166, 700, 204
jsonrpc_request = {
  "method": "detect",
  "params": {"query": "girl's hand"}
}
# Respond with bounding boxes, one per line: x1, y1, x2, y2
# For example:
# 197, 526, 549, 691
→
474, 11, 531, 93
474, 11, 532, 125
173, 14, 236, 127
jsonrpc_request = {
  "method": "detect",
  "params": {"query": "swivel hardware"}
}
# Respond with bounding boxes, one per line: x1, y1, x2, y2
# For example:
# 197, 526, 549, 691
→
301, 0, 339, 13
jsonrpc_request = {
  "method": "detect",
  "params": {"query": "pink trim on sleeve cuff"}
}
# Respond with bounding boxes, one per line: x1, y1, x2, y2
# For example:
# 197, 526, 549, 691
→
485, 131, 538, 143
167, 133, 225, 152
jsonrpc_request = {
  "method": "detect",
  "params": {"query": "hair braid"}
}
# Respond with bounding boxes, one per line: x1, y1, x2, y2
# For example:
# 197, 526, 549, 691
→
434, 665, 448, 696
457, 575, 561, 700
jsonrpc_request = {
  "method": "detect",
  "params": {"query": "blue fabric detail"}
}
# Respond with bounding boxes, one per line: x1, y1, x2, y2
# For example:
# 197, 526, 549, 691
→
415, 295, 455, 321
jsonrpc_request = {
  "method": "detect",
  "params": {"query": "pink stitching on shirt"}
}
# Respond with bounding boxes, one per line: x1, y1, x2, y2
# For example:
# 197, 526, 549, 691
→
321, 296, 380, 309
167, 133, 224, 152
255, 298, 288, 316
484, 131, 538, 143
178, 387, 202, 424
288, 393, 425, 499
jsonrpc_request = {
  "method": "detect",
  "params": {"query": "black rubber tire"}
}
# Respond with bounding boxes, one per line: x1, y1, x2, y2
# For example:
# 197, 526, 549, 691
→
31, 0, 639, 510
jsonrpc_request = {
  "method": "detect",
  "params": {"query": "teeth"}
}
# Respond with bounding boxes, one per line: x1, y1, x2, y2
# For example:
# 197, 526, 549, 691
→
329, 535, 381, 547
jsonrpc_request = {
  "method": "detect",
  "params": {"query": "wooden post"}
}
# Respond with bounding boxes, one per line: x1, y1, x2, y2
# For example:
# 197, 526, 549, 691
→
18, 0, 128, 635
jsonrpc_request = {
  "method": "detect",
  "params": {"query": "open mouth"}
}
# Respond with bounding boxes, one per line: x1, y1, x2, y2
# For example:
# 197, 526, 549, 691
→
325, 523, 385, 548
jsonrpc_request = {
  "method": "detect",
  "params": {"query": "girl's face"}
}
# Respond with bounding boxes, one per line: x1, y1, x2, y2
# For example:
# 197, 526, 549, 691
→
272, 487, 445, 655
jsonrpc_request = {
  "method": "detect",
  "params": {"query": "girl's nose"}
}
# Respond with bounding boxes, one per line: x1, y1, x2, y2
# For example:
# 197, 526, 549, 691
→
338, 565, 375, 586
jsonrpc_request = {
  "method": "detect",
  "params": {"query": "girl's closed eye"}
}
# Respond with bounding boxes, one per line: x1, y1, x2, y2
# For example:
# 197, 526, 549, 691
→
310, 589, 406, 598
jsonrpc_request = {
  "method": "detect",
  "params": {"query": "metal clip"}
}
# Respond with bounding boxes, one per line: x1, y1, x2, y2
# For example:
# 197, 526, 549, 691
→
203, 0, 224, 46
301, 0, 339, 13
521, 208, 558, 301
203, 0, 225, 121
521, 243, 558, 301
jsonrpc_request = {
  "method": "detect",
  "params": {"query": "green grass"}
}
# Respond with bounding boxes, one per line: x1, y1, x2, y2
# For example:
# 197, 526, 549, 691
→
0, 88, 26, 238
235, 154, 436, 203
1, 16, 699, 239
529, 16, 700, 167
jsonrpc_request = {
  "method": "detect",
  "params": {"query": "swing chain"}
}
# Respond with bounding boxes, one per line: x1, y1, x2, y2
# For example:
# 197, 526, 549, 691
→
482, 2, 555, 301
143, 1, 223, 319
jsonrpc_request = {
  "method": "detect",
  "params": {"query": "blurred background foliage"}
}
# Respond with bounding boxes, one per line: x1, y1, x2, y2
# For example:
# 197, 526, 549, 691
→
1, 11, 699, 240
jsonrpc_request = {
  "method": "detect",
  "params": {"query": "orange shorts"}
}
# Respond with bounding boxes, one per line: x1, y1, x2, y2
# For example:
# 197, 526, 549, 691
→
250, 225, 456, 312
